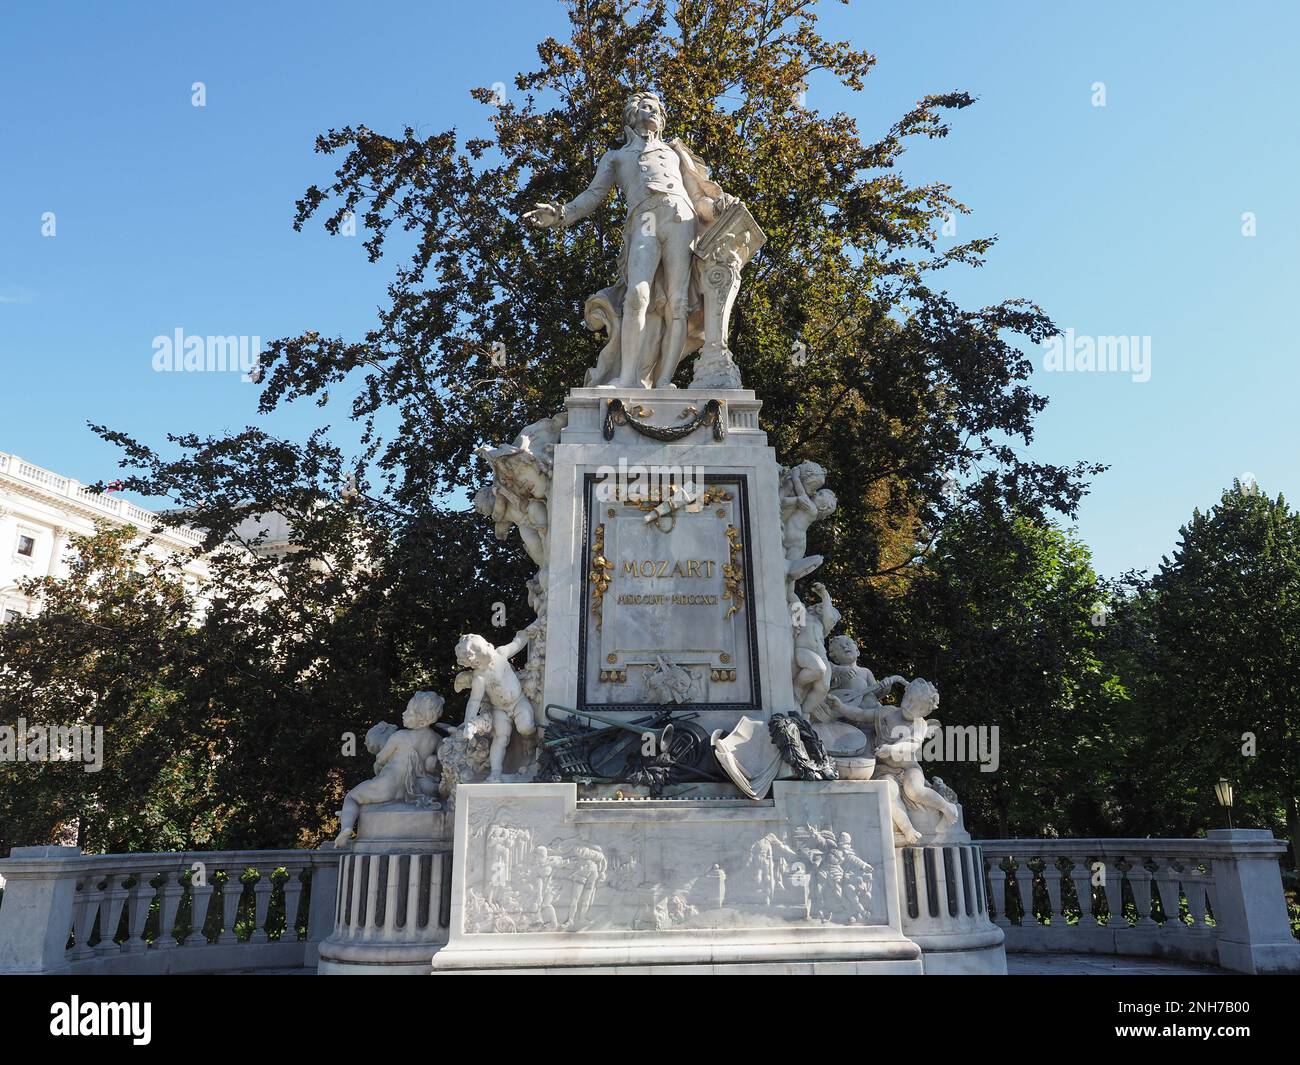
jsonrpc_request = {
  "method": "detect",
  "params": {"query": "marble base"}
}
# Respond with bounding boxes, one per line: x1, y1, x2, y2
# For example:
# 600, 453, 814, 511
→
431, 780, 926, 974
895, 834, 1007, 974
919, 939, 1008, 975
433, 957, 925, 975
317, 804, 453, 976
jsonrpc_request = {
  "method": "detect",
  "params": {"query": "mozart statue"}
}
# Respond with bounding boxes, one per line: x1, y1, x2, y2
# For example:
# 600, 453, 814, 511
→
524, 90, 757, 390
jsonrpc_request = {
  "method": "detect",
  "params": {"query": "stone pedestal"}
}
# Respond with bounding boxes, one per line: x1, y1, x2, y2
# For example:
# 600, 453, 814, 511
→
878, 802, 1004, 973
542, 387, 796, 734
0, 846, 81, 974
431, 780, 924, 974
1206, 828, 1300, 974
317, 804, 453, 975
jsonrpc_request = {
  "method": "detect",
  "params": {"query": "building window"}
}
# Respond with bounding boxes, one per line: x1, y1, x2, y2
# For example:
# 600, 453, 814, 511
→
16, 534, 36, 558
4, 609, 23, 624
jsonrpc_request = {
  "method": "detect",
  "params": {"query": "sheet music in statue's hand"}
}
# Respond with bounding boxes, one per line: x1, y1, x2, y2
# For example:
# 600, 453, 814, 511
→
694, 200, 767, 269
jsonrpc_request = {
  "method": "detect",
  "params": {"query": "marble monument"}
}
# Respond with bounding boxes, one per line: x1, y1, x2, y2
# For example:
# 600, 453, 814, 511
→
324, 90, 1005, 975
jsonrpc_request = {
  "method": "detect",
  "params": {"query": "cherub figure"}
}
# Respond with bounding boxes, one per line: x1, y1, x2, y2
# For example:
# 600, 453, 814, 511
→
873, 678, 959, 828
511, 410, 567, 460
455, 630, 539, 781
473, 412, 567, 575
820, 635, 905, 725
334, 692, 444, 848
780, 461, 837, 583
474, 445, 551, 571
791, 581, 840, 716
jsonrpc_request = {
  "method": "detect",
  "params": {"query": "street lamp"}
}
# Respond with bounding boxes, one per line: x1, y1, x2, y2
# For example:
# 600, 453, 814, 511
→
1214, 777, 1235, 830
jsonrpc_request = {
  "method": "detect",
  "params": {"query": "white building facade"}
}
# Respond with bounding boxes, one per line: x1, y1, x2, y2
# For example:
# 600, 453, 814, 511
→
0, 450, 210, 623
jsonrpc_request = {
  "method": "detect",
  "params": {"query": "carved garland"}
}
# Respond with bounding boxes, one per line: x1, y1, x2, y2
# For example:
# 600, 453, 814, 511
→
589, 523, 614, 630
603, 397, 726, 442
722, 523, 745, 619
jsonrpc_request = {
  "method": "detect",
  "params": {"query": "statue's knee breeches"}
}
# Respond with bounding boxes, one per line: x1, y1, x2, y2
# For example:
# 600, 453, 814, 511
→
624, 280, 653, 314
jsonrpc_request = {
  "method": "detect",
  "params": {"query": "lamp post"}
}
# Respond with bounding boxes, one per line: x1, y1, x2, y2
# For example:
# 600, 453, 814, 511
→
1214, 777, 1235, 830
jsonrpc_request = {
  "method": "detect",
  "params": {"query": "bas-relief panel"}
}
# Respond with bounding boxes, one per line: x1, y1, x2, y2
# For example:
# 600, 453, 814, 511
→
459, 791, 885, 935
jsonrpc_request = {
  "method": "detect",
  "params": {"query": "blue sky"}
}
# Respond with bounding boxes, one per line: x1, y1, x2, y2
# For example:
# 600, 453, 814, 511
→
2, 0, 1296, 579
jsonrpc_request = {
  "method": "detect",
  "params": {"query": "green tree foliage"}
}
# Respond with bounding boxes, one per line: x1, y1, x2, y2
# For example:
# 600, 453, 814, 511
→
1121, 482, 1300, 861
875, 506, 1126, 838
0, 526, 215, 853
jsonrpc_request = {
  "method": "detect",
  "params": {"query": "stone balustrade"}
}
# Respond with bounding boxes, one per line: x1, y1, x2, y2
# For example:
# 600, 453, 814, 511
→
975, 830, 1300, 973
3, 830, 1295, 974
0, 449, 205, 547
0, 845, 341, 974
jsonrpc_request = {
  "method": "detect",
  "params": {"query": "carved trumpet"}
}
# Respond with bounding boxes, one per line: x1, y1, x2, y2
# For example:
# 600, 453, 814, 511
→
543, 704, 674, 751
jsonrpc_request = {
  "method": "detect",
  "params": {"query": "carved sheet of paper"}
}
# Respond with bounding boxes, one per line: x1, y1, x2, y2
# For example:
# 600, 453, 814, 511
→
711, 716, 783, 800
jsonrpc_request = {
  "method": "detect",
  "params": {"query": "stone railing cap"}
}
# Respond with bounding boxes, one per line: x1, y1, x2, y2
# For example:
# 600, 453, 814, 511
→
7, 845, 82, 859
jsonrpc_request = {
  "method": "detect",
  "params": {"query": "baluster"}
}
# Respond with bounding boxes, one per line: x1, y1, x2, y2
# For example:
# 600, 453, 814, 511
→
282, 868, 305, 942
1150, 858, 1183, 930
349, 854, 367, 937
122, 874, 156, 954
1196, 868, 1216, 931
154, 871, 184, 950
931, 846, 949, 922
1042, 858, 1065, 924
1100, 858, 1126, 926
957, 847, 974, 919
435, 852, 450, 930
248, 870, 275, 944
948, 848, 965, 919
406, 853, 424, 932
335, 855, 350, 933
71, 875, 104, 961
1183, 860, 1210, 926
96, 874, 130, 955
363, 856, 381, 936
1127, 859, 1155, 926
383, 855, 402, 938
1015, 859, 1037, 924
1067, 857, 1095, 926
987, 858, 1010, 927
186, 871, 216, 947
218, 870, 245, 944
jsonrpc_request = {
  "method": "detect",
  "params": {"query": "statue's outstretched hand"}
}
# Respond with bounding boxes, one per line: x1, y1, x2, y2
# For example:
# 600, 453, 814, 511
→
523, 201, 562, 228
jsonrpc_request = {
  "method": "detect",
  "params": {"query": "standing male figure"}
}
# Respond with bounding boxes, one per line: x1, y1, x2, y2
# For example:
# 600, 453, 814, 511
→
524, 91, 735, 388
